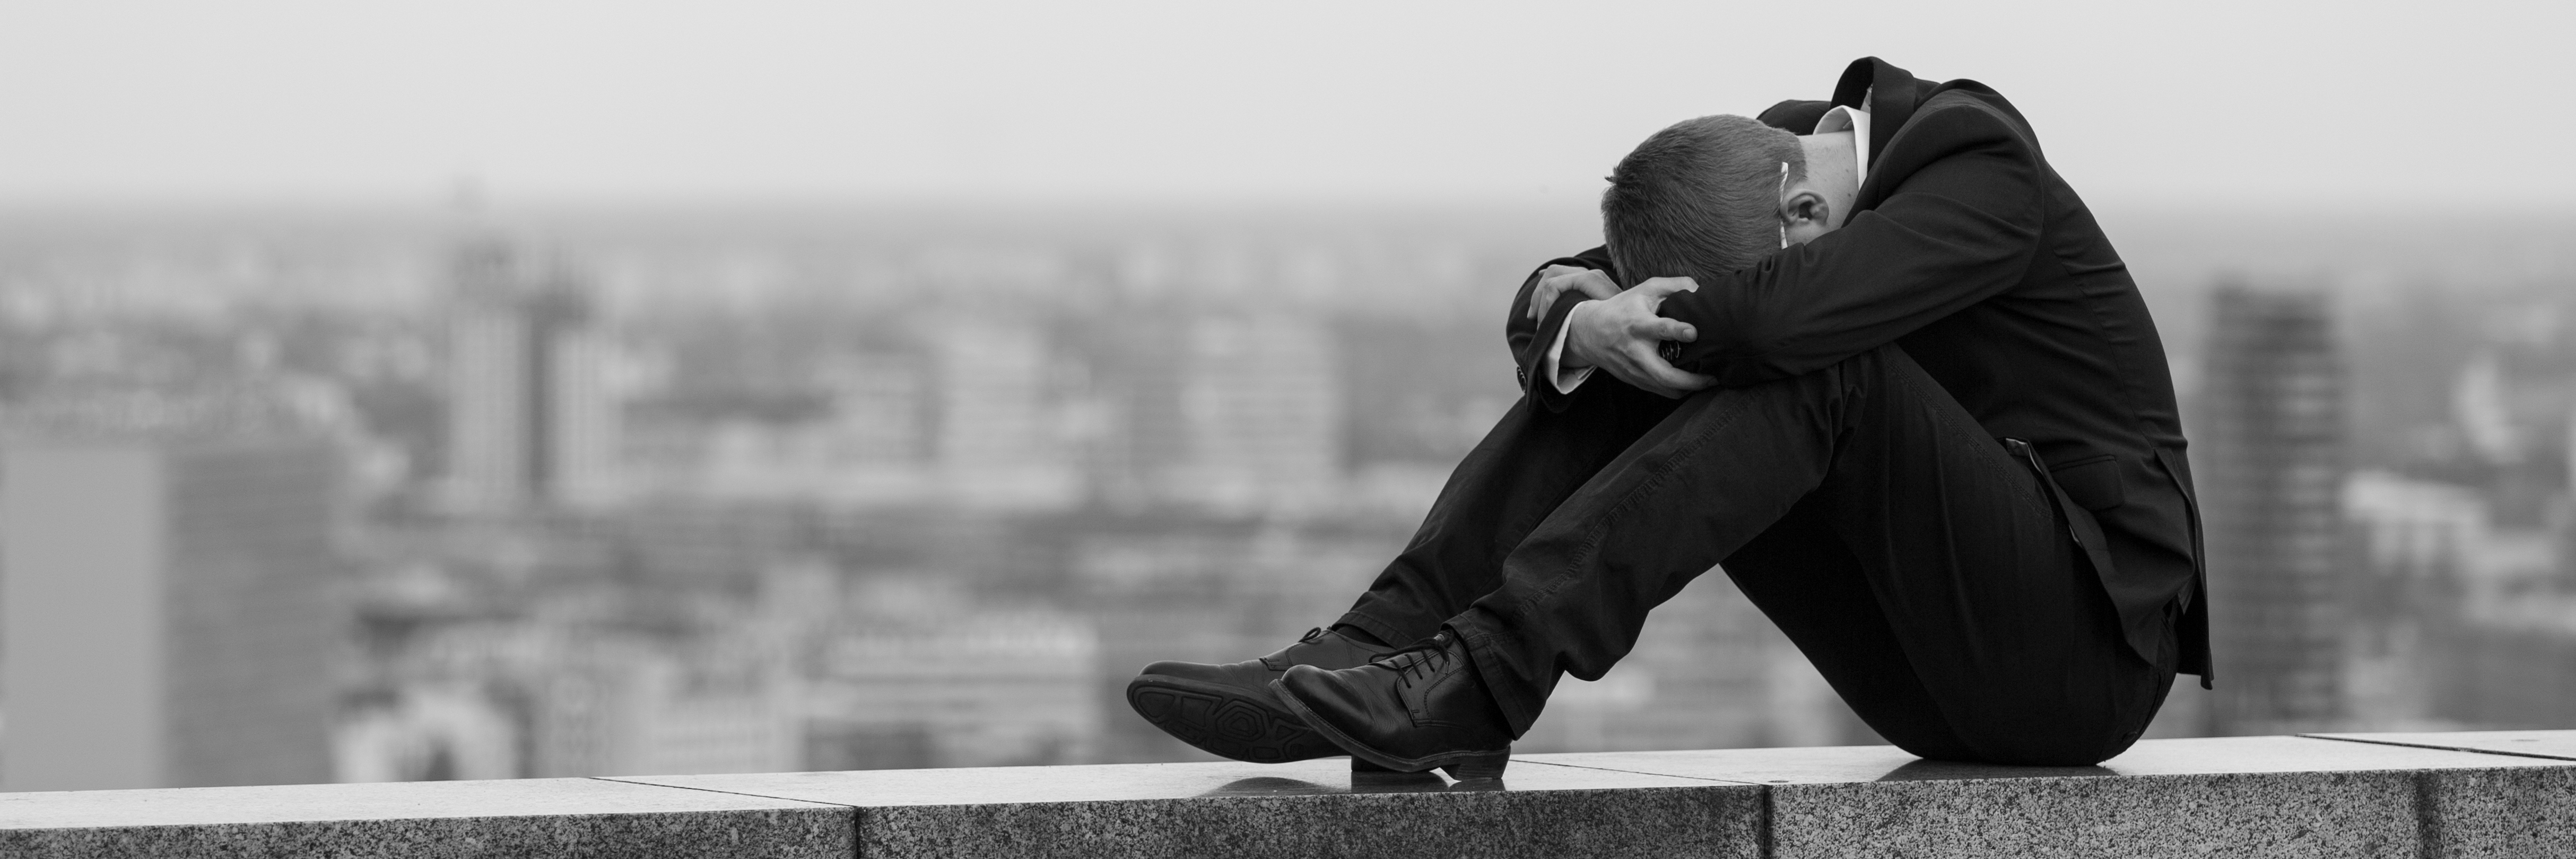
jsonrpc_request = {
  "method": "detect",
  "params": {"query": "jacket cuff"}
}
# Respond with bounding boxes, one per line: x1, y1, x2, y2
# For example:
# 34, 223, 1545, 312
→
1520, 293, 1587, 413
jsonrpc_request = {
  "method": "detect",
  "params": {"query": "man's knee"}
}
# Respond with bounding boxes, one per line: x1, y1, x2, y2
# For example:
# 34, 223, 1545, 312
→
1710, 343, 1922, 431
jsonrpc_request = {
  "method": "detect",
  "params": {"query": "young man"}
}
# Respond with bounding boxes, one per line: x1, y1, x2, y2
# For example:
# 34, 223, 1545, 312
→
1127, 57, 2207, 776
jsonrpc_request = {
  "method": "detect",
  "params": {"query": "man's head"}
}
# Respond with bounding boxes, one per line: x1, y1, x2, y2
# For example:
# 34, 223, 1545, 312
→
1600, 114, 1861, 287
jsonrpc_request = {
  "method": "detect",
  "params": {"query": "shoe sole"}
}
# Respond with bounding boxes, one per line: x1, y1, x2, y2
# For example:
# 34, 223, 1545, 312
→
1125, 674, 1345, 763
1269, 678, 1511, 780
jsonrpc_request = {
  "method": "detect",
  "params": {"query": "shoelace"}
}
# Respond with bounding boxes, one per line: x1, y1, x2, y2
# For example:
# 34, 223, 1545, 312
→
1374, 633, 1454, 690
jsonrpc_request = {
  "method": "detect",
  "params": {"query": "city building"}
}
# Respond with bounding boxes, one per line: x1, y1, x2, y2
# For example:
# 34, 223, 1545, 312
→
332, 683, 521, 783
931, 314, 1081, 511
527, 640, 800, 778
1168, 314, 1343, 514
442, 238, 622, 513
2340, 471, 2481, 729
803, 607, 1099, 769
2345, 467, 2576, 730
617, 350, 937, 507
1, 431, 342, 790
2197, 285, 2350, 735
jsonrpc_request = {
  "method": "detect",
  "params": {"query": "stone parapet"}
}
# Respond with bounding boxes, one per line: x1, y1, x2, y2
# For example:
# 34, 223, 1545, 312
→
4, 732, 2573, 857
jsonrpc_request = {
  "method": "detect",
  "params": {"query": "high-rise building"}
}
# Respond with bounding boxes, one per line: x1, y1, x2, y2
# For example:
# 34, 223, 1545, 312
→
1170, 314, 1342, 513
2340, 471, 2480, 729
1, 432, 341, 790
443, 238, 621, 512
2198, 285, 2349, 734
931, 315, 1078, 510
527, 641, 800, 778
804, 608, 1099, 769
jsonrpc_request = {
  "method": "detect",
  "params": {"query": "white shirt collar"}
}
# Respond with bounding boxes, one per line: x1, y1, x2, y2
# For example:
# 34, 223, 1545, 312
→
1813, 105, 1870, 188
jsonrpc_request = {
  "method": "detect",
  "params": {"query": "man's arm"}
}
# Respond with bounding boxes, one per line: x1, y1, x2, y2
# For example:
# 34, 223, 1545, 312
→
1508, 251, 1719, 402
1659, 93, 2046, 387
1504, 247, 1617, 412
1500, 99, 1828, 405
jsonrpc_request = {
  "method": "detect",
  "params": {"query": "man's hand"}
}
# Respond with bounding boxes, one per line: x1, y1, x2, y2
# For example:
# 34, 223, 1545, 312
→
1563, 276, 1715, 398
1527, 264, 1619, 324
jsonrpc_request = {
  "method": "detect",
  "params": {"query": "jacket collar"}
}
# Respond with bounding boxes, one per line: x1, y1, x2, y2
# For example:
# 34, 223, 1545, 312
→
1831, 57, 1922, 175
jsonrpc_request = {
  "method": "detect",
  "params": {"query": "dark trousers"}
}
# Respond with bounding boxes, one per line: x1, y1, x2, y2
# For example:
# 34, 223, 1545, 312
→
1337, 345, 2173, 766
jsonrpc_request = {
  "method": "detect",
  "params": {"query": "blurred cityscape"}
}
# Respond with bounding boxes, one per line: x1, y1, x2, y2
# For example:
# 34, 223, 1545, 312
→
0, 204, 2570, 790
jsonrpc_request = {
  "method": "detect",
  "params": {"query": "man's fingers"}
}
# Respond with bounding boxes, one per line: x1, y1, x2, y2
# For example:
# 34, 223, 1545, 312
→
1644, 364, 1717, 395
1634, 276, 1701, 299
1529, 269, 1587, 320
1589, 347, 1662, 397
1640, 318, 1697, 343
1606, 362, 1681, 399
1625, 341, 1716, 394
1571, 270, 1620, 302
1528, 272, 1569, 321
1622, 366, 1689, 399
1530, 267, 1615, 321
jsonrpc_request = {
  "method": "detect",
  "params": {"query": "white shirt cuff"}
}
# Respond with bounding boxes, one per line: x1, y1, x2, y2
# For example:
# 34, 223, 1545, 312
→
1542, 301, 1597, 394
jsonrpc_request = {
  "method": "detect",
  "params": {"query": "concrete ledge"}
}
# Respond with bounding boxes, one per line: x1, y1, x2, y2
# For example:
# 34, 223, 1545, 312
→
617, 757, 1758, 858
1541, 735, 2576, 858
0, 778, 852, 858
4, 733, 2574, 858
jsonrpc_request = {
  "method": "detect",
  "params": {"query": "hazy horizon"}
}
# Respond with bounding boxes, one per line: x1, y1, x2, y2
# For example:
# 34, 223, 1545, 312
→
2, 197, 2566, 287
6, 1, 2572, 209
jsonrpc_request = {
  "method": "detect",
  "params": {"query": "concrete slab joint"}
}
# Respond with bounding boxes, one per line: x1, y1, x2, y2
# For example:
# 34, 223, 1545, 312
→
1, 732, 2572, 858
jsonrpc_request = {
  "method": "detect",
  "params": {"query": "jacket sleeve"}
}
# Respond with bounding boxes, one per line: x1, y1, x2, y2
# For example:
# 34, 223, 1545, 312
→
1657, 99, 2046, 387
1505, 246, 1617, 412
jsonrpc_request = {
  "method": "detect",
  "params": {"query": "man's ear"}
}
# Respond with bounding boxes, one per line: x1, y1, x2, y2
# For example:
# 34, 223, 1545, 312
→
1780, 188, 1832, 230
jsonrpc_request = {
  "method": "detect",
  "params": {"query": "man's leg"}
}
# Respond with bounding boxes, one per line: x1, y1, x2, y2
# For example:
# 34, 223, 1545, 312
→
1334, 379, 1680, 649
1450, 344, 2169, 765
1128, 376, 1677, 763
1714, 495, 1979, 761
1720, 492, 2171, 763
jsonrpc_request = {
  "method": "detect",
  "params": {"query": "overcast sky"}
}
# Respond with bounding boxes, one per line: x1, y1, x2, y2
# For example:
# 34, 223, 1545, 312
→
2, 1, 2569, 210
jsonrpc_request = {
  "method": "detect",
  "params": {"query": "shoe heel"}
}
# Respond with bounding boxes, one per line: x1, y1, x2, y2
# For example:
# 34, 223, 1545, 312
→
1440, 749, 1510, 780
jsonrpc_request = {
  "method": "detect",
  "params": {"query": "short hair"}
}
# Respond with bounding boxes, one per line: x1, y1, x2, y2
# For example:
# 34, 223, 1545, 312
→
1600, 115, 1805, 289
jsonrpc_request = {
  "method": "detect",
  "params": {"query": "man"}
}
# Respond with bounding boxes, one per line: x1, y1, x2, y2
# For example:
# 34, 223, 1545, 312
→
1127, 57, 2206, 775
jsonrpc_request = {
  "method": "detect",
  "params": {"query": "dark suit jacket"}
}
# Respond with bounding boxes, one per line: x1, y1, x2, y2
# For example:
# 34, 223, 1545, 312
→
1503, 57, 2211, 684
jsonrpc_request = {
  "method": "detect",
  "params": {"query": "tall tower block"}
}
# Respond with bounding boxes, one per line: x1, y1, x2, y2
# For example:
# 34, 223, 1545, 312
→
442, 239, 619, 512
1, 433, 341, 790
2198, 285, 2348, 734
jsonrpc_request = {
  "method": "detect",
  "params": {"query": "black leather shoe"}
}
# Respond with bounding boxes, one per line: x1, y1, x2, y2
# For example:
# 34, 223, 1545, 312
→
1127, 627, 1396, 763
1271, 630, 1514, 779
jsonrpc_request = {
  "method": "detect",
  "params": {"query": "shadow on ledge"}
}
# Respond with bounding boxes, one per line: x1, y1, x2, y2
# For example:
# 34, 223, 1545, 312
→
1195, 770, 1504, 796
1875, 759, 2116, 782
